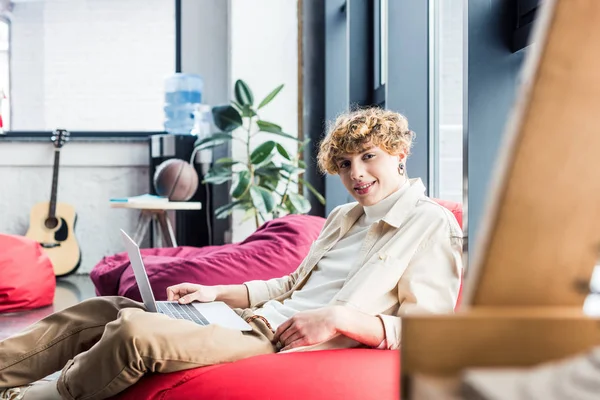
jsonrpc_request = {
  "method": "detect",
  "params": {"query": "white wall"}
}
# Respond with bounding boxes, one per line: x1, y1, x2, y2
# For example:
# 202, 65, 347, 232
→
229, 0, 298, 242
0, 142, 149, 273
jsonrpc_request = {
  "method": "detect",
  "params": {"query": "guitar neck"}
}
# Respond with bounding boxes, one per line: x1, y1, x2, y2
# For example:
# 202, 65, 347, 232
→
48, 149, 60, 219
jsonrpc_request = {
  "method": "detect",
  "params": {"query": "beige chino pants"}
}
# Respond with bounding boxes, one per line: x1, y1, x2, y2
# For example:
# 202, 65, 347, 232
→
0, 296, 276, 400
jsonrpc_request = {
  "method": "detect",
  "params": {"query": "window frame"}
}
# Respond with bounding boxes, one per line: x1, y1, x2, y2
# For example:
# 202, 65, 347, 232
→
0, 0, 182, 141
0, 15, 10, 133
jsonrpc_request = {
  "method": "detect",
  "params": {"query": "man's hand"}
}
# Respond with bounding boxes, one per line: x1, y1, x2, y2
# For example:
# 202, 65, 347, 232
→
166, 282, 219, 304
273, 306, 344, 351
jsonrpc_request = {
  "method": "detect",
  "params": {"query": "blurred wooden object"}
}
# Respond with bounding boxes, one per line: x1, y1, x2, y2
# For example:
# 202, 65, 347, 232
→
402, 0, 600, 397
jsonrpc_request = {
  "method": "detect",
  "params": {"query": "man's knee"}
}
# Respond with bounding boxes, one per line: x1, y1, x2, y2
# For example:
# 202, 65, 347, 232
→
110, 309, 154, 345
82, 296, 141, 308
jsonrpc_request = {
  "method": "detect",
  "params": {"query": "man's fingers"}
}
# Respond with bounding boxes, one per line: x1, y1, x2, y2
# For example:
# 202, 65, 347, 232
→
166, 287, 178, 301
273, 318, 294, 343
281, 330, 303, 347
167, 283, 197, 301
281, 337, 306, 352
179, 292, 197, 304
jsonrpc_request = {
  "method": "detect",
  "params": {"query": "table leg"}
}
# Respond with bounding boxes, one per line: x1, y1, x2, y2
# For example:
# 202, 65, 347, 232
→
132, 210, 153, 245
156, 210, 177, 247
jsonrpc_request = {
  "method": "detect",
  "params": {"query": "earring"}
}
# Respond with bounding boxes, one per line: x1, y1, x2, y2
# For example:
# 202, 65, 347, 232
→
398, 163, 405, 175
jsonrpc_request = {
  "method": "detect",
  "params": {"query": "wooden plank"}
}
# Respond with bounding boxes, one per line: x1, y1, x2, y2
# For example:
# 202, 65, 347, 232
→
401, 308, 600, 377
463, 0, 600, 307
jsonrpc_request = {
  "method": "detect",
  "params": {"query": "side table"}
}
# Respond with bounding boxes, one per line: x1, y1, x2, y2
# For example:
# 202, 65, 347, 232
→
110, 201, 202, 247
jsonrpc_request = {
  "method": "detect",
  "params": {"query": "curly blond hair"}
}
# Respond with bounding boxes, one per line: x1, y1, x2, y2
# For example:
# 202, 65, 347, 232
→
317, 107, 414, 174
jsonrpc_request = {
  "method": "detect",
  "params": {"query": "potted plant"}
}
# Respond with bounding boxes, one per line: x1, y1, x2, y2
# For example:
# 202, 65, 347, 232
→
194, 79, 325, 229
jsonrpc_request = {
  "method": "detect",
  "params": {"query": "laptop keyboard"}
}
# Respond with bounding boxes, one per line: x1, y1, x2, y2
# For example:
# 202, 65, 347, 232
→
157, 302, 210, 326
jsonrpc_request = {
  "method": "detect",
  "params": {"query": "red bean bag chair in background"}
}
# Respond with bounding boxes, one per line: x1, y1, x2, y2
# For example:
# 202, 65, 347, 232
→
0, 234, 55, 313
102, 200, 462, 400
91, 214, 325, 301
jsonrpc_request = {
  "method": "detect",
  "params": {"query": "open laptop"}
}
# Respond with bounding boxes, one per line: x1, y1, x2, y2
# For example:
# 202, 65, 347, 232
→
120, 229, 252, 331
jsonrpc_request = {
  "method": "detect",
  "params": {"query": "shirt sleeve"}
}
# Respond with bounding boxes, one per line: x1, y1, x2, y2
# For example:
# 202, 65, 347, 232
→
377, 228, 462, 350
244, 267, 304, 307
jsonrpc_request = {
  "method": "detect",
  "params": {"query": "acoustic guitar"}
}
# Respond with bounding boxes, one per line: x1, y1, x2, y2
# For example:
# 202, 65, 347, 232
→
26, 129, 82, 276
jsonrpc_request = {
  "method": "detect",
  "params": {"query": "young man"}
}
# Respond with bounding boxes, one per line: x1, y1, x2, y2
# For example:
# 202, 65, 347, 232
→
0, 108, 462, 400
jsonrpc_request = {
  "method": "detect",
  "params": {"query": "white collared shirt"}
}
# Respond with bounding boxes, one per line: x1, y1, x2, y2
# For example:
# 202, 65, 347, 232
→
246, 178, 463, 351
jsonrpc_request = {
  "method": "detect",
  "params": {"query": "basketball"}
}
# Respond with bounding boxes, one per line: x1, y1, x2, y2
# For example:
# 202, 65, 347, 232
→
153, 159, 199, 201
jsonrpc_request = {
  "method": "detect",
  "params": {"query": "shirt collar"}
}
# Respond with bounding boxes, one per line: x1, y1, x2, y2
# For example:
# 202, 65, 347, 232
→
362, 179, 410, 224
340, 178, 426, 234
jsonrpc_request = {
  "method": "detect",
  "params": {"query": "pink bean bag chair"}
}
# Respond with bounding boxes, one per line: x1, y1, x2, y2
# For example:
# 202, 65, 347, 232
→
0, 234, 55, 313
91, 201, 462, 400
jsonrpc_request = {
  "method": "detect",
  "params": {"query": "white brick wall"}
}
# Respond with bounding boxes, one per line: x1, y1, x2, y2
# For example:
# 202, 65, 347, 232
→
0, 141, 149, 274
10, 0, 175, 131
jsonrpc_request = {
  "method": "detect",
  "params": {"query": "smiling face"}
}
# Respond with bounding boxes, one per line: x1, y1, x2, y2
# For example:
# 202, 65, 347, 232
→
336, 145, 406, 206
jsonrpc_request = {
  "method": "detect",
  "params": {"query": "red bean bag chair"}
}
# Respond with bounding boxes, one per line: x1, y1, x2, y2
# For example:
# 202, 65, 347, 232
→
0, 234, 55, 313
91, 214, 325, 300
93, 201, 462, 400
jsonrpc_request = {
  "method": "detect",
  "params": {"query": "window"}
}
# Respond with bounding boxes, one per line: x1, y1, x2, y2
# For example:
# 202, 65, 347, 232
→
0, 17, 8, 132
430, 0, 464, 203
373, 0, 387, 106
8, 0, 175, 133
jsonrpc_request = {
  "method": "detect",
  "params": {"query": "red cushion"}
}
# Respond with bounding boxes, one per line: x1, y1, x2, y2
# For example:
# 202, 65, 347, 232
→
90, 214, 326, 301
112, 349, 399, 400
432, 198, 463, 228
0, 234, 55, 313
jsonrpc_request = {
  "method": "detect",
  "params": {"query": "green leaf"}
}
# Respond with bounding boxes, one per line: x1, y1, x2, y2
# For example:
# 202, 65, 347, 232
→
299, 177, 326, 205
250, 141, 276, 164
255, 164, 281, 179
234, 79, 254, 106
281, 163, 305, 175
202, 175, 233, 185
255, 152, 275, 168
241, 207, 257, 223
283, 197, 297, 214
214, 200, 242, 219
258, 84, 284, 109
270, 130, 303, 142
231, 100, 243, 113
258, 177, 278, 191
250, 185, 275, 214
276, 143, 291, 160
212, 105, 243, 132
288, 192, 311, 214
231, 170, 251, 198
299, 138, 312, 151
202, 167, 233, 184
242, 104, 257, 118
298, 159, 307, 168
256, 120, 302, 142
194, 133, 234, 150
256, 120, 282, 133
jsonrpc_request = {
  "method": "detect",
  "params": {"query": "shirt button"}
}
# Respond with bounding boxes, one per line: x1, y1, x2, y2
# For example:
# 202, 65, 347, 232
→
378, 253, 387, 260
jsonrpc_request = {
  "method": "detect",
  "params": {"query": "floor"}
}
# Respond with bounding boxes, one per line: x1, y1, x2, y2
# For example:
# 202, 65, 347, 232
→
0, 274, 97, 341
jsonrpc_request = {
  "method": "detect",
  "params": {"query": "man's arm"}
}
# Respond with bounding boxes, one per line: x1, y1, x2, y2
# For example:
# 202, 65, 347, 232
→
214, 284, 250, 309
167, 282, 250, 309
273, 305, 386, 351
334, 307, 386, 348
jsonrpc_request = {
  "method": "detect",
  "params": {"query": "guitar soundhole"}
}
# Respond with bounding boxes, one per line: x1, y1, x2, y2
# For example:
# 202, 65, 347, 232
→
45, 217, 59, 229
